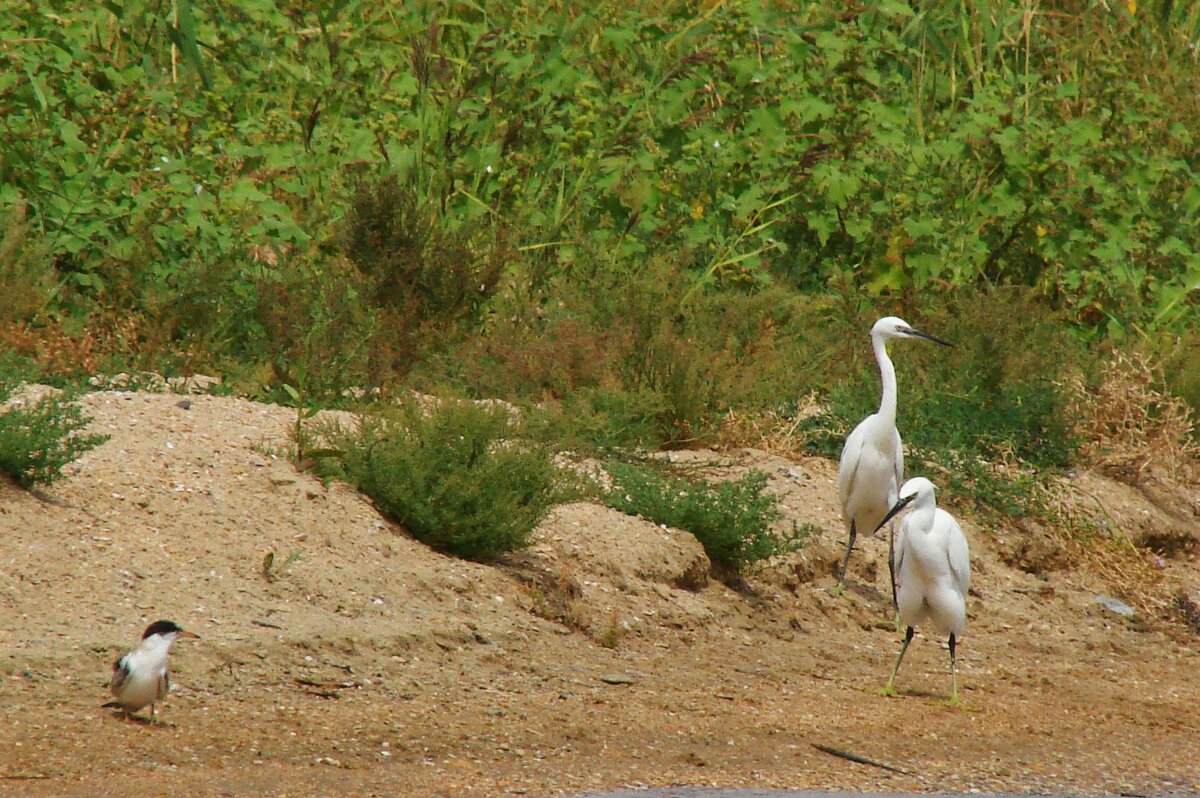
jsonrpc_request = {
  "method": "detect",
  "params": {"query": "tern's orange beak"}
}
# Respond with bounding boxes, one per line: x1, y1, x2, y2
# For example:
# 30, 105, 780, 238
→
179, 631, 201, 640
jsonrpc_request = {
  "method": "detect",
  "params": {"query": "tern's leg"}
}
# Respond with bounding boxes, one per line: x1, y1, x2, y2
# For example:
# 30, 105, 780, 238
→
150, 702, 156, 725
880, 626, 914, 696
835, 520, 857, 589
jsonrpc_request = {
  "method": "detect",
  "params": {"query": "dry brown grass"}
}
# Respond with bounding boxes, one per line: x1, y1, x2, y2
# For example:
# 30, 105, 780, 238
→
712, 396, 824, 458
1044, 348, 1199, 620
1041, 476, 1178, 617
1038, 349, 1199, 620
1063, 350, 1199, 486
1049, 351, 1199, 619
0, 313, 144, 377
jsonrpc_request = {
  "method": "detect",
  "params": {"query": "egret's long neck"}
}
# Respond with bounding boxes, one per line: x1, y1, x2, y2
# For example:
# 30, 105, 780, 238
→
873, 334, 897, 426
908, 502, 937, 533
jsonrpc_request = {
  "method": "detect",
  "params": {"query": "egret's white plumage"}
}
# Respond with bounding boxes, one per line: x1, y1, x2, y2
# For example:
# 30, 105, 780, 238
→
874, 477, 971, 702
836, 317, 951, 590
105, 620, 199, 722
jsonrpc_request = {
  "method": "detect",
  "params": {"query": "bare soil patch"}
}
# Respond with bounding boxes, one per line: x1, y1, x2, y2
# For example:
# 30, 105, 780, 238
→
1, 391, 1198, 796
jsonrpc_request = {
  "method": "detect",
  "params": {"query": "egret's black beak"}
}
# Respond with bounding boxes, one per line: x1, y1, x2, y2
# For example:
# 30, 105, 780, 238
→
904, 327, 953, 347
872, 493, 916, 535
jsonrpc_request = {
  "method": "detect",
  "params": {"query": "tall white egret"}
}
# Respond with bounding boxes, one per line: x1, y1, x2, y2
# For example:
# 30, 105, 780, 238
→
836, 316, 951, 592
104, 620, 200, 722
873, 477, 970, 703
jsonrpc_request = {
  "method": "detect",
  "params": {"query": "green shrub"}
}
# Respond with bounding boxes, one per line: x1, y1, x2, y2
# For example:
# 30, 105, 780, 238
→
0, 390, 109, 488
0, 353, 43, 396
0, 207, 56, 325
603, 461, 807, 576
251, 255, 375, 403
328, 397, 562, 561
529, 388, 669, 454
343, 176, 505, 385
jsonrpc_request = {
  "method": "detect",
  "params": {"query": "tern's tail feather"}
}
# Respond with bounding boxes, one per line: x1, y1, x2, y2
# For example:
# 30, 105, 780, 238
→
101, 700, 123, 708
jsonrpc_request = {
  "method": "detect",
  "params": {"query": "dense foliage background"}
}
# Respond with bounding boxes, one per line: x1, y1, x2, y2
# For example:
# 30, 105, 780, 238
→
1, 1, 1197, 473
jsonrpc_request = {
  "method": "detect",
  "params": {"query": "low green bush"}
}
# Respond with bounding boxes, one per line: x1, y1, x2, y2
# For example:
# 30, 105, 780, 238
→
0, 389, 108, 488
0, 353, 43, 396
328, 397, 563, 561
603, 461, 808, 577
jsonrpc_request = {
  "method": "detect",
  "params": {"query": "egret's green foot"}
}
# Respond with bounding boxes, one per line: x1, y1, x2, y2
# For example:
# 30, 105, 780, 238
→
939, 694, 964, 709
892, 613, 902, 633
829, 583, 846, 597
878, 683, 900, 698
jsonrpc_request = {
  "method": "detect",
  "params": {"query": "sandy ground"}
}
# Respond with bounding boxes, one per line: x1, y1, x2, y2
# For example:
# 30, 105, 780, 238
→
1, 390, 1198, 797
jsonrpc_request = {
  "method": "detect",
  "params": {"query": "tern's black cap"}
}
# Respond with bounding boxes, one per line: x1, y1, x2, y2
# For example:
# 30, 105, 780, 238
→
142, 620, 185, 639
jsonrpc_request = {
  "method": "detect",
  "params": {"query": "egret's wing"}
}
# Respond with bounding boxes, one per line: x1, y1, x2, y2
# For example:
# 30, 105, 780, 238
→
947, 517, 970, 595
110, 654, 131, 695
837, 421, 868, 513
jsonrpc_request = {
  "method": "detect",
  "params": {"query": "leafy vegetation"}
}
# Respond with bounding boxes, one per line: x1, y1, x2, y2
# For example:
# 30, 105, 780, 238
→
0, 1, 1197, 510
0, 384, 108, 489
604, 461, 809, 576
323, 398, 563, 561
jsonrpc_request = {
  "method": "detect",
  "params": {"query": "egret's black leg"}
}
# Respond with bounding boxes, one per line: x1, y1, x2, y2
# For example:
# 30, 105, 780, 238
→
887, 520, 898, 612
948, 633, 959, 704
882, 626, 914, 695
836, 520, 857, 588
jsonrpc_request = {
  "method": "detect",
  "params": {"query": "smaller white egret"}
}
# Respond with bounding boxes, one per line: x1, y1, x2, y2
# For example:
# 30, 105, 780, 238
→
836, 317, 951, 592
104, 620, 200, 722
872, 477, 970, 703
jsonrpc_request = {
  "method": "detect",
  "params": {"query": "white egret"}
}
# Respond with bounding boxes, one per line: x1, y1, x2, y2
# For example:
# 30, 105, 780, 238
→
836, 316, 951, 592
873, 477, 970, 703
104, 620, 200, 722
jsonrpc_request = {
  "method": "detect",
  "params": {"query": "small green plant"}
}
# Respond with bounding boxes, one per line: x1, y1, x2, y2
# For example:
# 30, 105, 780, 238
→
603, 461, 807, 577
0, 353, 43, 396
280, 383, 342, 472
328, 397, 562, 561
597, 612, 625, 649
261, 550, 302, 581
0, 390, 109, 488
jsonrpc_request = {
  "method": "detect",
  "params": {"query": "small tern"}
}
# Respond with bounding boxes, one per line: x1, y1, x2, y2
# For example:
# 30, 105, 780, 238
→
103, 620, 200, 722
